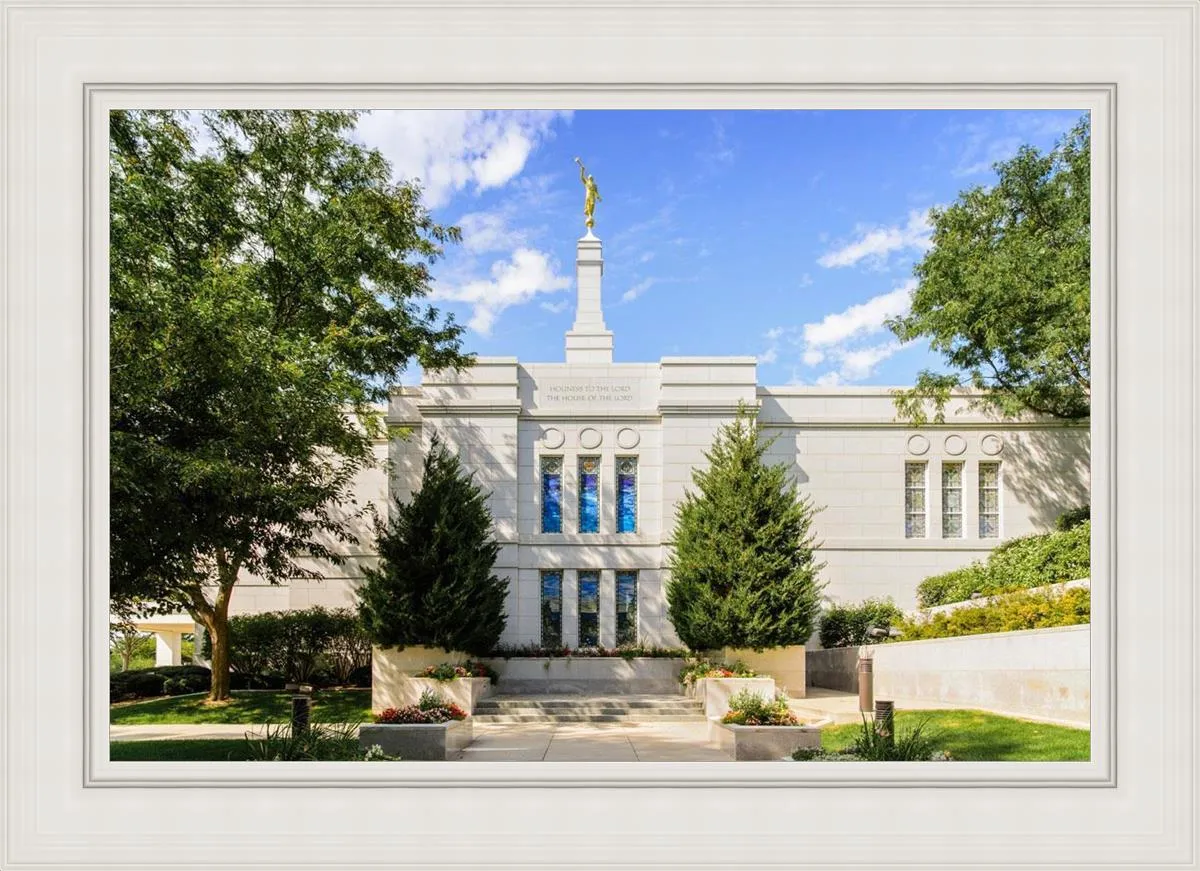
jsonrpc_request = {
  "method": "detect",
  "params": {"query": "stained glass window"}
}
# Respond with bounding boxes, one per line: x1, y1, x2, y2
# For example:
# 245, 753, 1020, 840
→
577, 570, 600, 648
540, 457, 562, 533
615, 571, 638, 647
905, 462, 927, 538
578, 456, 600, 533
979, 462, 1001, 538
941, 462, 964, 538
616, 457, 638, 533
540, 570, 562, 648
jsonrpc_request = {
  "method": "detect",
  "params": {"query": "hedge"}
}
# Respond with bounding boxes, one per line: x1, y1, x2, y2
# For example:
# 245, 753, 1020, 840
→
896, 586, 1090, 641
200, 606, 372, 686
916, 520, 1090, 607
110, 665, 212, 702
818, 598, 904, 649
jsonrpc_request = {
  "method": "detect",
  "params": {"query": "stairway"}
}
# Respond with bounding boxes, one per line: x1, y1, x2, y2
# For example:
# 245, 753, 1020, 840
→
472, 694, 706, 725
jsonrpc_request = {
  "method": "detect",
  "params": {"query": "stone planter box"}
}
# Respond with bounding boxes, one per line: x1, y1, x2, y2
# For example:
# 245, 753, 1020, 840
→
371, 645, 472, 713
711, 718, 825, 761
723, 646, 807, 699
480, 657, 685, 695
691, 677, 777, 718
358, 718, 473, 760
372, 675, 493, 715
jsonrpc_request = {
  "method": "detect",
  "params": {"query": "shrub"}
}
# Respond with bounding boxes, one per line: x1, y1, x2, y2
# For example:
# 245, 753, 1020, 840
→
489, 643, 688, 659
374, 690, 467, 724
202, 606, 368, 685
916, 521, 1090, 607
666, 405, 826, 650
244, 721, 362, 761
357, 436, 508, 655
818, 598, 904, 649
110, 664, 213, 702
846, 713, 949, 761
897, 586, 1090, 641
721, 689, 798, 726
791, 715, 952, 762
418, 660, 498, 684
678, 658, 756, 687
1055, 504, 1090, 531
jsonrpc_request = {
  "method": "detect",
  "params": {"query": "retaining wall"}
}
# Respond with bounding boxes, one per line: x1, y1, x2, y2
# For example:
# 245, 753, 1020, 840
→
806, 624, 1090, 726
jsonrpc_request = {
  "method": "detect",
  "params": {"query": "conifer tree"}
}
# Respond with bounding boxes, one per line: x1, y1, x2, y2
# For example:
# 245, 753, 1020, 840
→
666, 405, 826, 650
357, 435, 508, 655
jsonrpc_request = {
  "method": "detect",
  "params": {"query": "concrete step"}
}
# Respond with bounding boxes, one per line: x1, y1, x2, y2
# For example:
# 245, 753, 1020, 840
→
472, 694, 705, 724
474, 712, 706, 724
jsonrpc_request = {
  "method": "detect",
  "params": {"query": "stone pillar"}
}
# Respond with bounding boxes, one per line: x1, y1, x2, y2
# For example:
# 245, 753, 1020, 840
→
599, 569, 616, 648
562, 570, 580, 648
565, 231, 613, 363
155, 630, 182, 667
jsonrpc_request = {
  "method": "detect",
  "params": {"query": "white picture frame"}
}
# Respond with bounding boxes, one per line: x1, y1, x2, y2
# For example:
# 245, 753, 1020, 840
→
1, 0, 1194, 867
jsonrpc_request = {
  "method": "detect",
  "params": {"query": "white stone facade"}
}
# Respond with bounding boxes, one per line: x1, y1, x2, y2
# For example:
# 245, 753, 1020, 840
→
200, 230, 1090, 652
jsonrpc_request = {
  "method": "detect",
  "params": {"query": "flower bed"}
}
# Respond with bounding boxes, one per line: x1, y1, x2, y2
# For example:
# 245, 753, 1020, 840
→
490, 644, 688, 660
357, 690, 473, 760
691, 677, 777, 718
418, 660, 498, 684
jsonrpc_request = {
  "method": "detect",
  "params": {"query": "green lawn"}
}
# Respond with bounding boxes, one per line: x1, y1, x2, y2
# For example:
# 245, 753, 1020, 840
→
110, 739, 257, 761
820, 710, 1090, 761
110, 689, 372, 725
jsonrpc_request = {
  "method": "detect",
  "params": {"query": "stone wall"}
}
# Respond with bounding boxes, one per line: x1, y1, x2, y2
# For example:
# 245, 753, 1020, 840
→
806, 625, 1090, 726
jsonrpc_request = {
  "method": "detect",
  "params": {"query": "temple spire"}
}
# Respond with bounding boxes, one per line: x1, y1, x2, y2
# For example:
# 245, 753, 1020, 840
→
564, 231, 613, 363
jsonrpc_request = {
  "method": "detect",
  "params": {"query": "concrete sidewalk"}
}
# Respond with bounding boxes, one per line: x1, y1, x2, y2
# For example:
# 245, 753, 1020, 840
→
788, 688, 962, 725
109, 721, 735, 760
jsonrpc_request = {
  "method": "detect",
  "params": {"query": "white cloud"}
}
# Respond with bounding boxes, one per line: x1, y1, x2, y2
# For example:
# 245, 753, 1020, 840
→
621, 278, 657, 304
354, 110, 571, 208
433, 248, 570, 335
837, 341, 903, 380
639, 252, 656, 264
758, 347, 778, 365
457, 210, 528, 254
802, 280, 915, 348
802, 348, 825, 367
540, 300, 570, 314
765, 280, 916, 384
798, 272, 814, 288
818, 211, 933, 270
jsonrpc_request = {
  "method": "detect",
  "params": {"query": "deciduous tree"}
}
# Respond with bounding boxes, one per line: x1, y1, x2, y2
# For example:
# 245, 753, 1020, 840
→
109, 110, 470, 700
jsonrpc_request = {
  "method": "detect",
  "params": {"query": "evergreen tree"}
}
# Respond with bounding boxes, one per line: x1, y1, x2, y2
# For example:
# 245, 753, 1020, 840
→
666, 405, 826, 650
357, 436, 508, 655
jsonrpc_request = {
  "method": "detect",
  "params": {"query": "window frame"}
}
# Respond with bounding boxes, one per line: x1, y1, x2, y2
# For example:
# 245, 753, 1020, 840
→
978, 460, 1003, 539
941, 460, 965, 539
904, 461, 929, 539
615, 455, 639, 534
539, 455, 564, 534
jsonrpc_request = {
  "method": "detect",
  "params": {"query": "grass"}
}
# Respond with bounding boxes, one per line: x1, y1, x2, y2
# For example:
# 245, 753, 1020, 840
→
820, 710, 1090, 761
110, 689, 372, 725
110, 739, 257, 761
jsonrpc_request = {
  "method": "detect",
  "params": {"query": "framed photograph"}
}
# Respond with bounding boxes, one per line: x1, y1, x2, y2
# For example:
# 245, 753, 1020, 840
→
2, 0, 1195, 868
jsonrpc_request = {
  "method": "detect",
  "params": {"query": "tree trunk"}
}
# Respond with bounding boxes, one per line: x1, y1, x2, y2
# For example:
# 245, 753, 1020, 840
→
207, 616, 232, 701
191, 551, 240, 702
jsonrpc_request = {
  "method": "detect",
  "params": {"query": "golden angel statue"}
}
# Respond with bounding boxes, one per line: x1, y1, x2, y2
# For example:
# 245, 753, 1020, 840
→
574, 157, 601, 230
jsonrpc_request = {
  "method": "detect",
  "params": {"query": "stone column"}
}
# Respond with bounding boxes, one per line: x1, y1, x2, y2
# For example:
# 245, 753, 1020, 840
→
565, 231, 613, 363
562, 570, 580, 648
599, 569, 616, 648
155, 630, 182, 667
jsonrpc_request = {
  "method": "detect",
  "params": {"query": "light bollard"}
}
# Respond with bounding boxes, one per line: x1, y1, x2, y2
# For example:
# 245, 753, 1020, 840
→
856, 650, 874, 713
288, 683, 313, 735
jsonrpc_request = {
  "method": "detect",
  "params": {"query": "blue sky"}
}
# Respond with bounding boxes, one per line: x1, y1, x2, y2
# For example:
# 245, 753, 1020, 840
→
351, 109, 1087, 387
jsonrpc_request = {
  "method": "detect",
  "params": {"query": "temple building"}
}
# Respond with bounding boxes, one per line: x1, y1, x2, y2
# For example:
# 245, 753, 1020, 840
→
134, 224, 1090, 661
